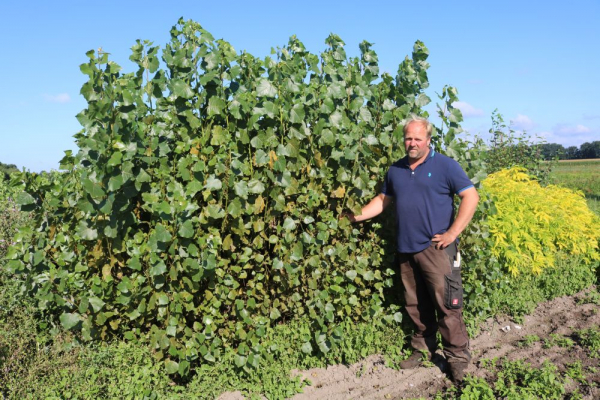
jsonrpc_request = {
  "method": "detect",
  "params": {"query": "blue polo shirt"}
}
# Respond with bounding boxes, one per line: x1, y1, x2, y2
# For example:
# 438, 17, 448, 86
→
381, 148, 474, 253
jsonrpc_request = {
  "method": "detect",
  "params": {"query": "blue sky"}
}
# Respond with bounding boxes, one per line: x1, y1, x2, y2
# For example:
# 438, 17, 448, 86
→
1, 0, 598, 172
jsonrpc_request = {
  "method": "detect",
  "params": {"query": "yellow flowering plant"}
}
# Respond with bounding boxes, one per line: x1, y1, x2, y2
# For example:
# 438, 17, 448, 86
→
482, 167, 599, 276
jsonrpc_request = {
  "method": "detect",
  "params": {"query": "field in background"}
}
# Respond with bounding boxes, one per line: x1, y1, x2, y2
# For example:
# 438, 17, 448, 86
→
549, 159, 600, 215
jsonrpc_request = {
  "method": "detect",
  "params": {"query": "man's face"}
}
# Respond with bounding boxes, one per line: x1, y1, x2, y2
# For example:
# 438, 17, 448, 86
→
404, 121, 431, 161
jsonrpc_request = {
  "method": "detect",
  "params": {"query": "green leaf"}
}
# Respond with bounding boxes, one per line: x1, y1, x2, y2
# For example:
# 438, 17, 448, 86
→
178, 360, 190, 376
108, 175, 124, 191
60, 312, 82, 330
234, 181, 248, 198
301, 342, 313, 354
171, 79, 193, 98
290, 104, 305, 124
320, 129, 335, 145
283, 217, 296, 231
227, 198, 243, 217
77, 221, 98, 241
208, 97, 226, 116
136, 168, 151, 183
205, 176, 222, 191
5, 260, 24, 274
89, 296, 105, 312
316, 335, 330, 353
256, 78, 277, 97
157, 293, 169, 305
154, 224, 172, 243
394, 312, 403, 323
269, 308, 281, 320
206, 204, 224, 219
15, 191, 35, 205
359, 107, 372, 123
178, 220, 194, 238
363, 270, 375, 281
248, 179, 264, 194
127, 257, 141, 271
329, 111, 343, 128
210, 126, 230, 145
291, 241, 303, 261
83, 179, 106, 199
415, 93, 430, 107
165, 359, 179, 374
234, 354, 247, 367
107, 151, 123, 167
327, 82, 345, 99
150, 260, 167, 277
346, 270, 357, 280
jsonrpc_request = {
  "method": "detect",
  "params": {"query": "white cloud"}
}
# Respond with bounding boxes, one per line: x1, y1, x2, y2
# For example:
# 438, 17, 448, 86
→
539, 123, 598, 146
43, 93, 71, 103
555, 124, 591, 135
453, 101, 485, 118
510, 114, 536, 131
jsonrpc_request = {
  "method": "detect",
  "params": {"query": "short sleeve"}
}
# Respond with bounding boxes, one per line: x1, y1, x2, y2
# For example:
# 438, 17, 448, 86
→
447, 160, 474, 194
381, 171, 395, 197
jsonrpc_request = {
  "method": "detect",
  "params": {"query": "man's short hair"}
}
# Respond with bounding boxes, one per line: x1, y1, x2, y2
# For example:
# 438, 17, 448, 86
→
403, 115, 433, 138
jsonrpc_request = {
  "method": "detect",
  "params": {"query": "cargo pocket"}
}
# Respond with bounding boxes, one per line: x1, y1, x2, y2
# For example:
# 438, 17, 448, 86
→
444, 269, 463, 309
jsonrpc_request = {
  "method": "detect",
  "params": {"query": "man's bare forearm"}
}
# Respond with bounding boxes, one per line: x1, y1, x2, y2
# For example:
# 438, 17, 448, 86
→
448, 187, 479, 238
432, 187, 479, 248
349, 193, 392, 222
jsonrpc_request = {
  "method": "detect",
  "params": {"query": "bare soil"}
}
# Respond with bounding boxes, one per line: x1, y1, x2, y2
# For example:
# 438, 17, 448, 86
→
218, 288, 600, 399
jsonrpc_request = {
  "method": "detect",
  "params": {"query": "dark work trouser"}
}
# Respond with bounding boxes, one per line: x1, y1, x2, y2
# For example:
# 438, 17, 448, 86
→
398, 242, 470, 364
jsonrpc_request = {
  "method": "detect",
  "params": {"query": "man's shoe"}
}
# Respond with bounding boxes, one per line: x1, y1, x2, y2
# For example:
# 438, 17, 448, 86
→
449, 361, 468, 383
399, 351, 428, 369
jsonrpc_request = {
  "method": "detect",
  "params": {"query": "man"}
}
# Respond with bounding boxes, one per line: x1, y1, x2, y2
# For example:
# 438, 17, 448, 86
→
345, 115, 479, 382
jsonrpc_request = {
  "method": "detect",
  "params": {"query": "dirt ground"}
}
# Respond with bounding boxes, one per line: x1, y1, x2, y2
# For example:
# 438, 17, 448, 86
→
218, 288, 600, 399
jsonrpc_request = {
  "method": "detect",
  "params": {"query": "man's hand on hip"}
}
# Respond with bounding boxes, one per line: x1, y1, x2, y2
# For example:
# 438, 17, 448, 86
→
432, 231, 457, 250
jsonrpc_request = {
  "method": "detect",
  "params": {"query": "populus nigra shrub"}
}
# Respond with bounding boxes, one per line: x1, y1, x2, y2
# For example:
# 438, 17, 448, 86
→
7, 18, 472, 376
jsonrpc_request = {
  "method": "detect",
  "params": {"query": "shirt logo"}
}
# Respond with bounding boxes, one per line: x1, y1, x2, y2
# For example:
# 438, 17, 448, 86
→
428, 172, 432, 177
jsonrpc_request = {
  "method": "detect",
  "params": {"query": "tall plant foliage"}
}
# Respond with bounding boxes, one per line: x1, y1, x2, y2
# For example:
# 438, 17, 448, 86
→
486, 110, 554, 184
7, 19, 469, 375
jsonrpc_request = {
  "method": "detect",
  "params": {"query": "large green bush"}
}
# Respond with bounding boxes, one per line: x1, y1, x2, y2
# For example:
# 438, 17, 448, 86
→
7, 19, 475, 376
0, 176, 30, 259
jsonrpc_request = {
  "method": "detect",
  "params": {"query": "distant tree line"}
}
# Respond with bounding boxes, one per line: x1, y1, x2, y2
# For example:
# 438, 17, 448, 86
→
0, 162, 18, 181
539, 141, 600, 160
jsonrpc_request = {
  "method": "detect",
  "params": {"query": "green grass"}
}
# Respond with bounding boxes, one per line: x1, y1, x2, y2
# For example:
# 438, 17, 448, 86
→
549, 159, 600, 214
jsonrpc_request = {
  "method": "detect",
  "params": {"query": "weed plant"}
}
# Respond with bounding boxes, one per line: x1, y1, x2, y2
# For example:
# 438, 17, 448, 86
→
438, 358, 569, 400
565, 361, 587, 384
543, 333, 576, 349
576, 289, 600, 305
463, 252, 597, 331
517, 335, 541, 348
577, 327, 600, 358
